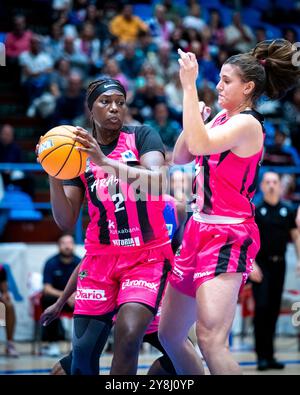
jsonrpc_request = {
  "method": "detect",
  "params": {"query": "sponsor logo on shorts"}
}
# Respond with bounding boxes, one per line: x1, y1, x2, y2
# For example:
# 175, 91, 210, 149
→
172, 266, 184, 280
78, 270, 88, 280
121, 279, 158, 292
75, 288, 107, 301
112, 237, 140, 247
193, 271, 214, 279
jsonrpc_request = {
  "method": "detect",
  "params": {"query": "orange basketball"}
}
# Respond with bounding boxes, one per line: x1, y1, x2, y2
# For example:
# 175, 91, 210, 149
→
38, 125, 88, 179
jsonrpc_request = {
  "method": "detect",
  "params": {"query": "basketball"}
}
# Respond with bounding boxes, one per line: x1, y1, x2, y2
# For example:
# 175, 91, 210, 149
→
37, 125, 88, 179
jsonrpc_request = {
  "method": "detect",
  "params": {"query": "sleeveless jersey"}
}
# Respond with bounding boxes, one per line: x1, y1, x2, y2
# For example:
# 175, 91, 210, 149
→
193, 110, 265, 219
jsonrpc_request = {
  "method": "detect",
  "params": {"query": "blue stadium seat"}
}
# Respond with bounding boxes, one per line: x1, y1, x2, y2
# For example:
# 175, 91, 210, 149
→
274, 0, 297, 10
0, 190, 42, 221
132, 4, 153, 21
250, 0, 272, 11
0, 32, 6, 43
199, 0, 221, 8
254, 23, 282, 39
241, 8, 262, 27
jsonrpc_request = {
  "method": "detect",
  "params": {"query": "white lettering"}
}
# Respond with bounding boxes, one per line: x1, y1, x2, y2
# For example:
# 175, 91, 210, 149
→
121, 279, 158, 292
75, 289, 107, 301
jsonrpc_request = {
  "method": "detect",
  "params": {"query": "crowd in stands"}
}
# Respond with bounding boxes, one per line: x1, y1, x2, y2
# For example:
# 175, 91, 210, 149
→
1, 0, 300, 206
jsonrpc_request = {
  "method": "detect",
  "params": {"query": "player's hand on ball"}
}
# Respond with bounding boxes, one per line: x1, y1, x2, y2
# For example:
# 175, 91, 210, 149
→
73, 126, 106, 165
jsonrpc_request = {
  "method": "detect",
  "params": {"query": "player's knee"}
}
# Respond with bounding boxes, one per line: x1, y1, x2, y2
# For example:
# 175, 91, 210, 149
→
196, 322, 225, 355
119, 327, 142, 356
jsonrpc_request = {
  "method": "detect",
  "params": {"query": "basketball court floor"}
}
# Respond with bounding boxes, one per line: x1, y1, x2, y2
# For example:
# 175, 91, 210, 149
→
0, 337, 299, 375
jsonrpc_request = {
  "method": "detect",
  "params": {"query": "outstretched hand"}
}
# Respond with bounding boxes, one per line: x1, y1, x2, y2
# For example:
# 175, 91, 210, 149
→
178, 48, 199, 90
40, 302, 62, 326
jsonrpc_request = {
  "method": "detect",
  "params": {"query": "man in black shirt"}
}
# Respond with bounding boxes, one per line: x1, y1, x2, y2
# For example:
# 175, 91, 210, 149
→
251, 171, 300, 371
41, 234, 81, 356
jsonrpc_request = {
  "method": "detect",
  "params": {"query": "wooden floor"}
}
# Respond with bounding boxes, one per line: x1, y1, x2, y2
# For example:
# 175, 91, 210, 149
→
0, 336, 299, 375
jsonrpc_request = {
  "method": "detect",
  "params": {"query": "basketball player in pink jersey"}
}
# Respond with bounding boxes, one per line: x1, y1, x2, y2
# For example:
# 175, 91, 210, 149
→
43, 78, 175, 375
41, 194, 186, 375
158, 39, 300, 375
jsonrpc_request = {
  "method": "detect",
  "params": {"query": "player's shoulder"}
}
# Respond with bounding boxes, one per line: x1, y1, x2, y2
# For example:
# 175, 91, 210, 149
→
122, 124, 154, 135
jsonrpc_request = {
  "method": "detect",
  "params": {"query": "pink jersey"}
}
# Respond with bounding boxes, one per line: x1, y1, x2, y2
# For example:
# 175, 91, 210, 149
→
70, 126, 169, 254
193, 110, 264, 219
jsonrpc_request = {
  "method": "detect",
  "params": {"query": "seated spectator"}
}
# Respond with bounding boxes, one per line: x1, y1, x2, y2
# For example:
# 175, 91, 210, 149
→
207, 9, 225, 49
263, 127, 300, 167
19, 35, 54, 105
283, 86, 300, 154
118, 42, 145, 81
129, 75, 166, 123
103, 58, 129, 92
74, 22, 101, 73
109, 4, 148, 45
148, 41, 178, 84
147, 102, 181, 150
0, 265, 19, 357
165, 70, 183, 114
183, 3, 207, 33
43, 22, 64, 62
224, 12, 255, 53
5, 14, 33, 61
58, 36, 89, 77
148, 4, 175, 45
0, 124, 35, 197
51, 72, 85, 126
41, 234, 81, 357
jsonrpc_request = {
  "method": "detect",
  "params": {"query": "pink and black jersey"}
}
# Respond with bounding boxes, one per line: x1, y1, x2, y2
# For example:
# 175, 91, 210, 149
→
65, 125, 169, 254
193, 110, 265, 219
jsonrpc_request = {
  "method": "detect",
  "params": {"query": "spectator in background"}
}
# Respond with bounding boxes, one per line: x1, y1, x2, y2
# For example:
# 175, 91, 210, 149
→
41, 234, 81, 357
109, 4, 148, 45
283, 86, 300, 154
148, 4, 175, 45
224, 12, 255, 53
74, 22, 101, 74
250, 172, 300, 370
183, 3, 207, 34
0, 265, 19, 357
0, 124, 35, 197
148, 41, 178, 85
147, 102, 181, 151
43, 22, 64, 62
19, 35, 54, 105
103, 58, 129, 93
263, 126, 300, 167
118, 42, 145, 81
58, 36, 89, 77
207, 9, 225, 49
52, 72, 85, 126
5, 14, 33, 61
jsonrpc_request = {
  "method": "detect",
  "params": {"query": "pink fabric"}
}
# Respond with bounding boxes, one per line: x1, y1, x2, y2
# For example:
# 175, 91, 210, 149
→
81, 130, 169, 254
74, 243, 173, 316
193, 111, 264, 218
5, 31, 32, 58
169, 216, 260, 297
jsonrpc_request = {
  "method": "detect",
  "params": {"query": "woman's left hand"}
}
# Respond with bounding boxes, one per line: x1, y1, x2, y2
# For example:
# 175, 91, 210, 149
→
178, 48, 198, 90
73, 126, 106, 165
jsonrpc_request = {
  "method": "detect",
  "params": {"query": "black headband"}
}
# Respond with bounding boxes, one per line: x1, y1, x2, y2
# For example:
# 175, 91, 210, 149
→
87, 80, 127, 110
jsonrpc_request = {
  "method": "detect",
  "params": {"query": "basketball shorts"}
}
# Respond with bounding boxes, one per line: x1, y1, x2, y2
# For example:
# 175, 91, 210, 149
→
169, 216, 260, 298
74, 244, 173, 316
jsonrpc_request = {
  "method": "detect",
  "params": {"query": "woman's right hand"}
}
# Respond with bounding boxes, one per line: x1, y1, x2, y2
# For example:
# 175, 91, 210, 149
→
40, 302, 63, 326
198, 101, 211, 122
